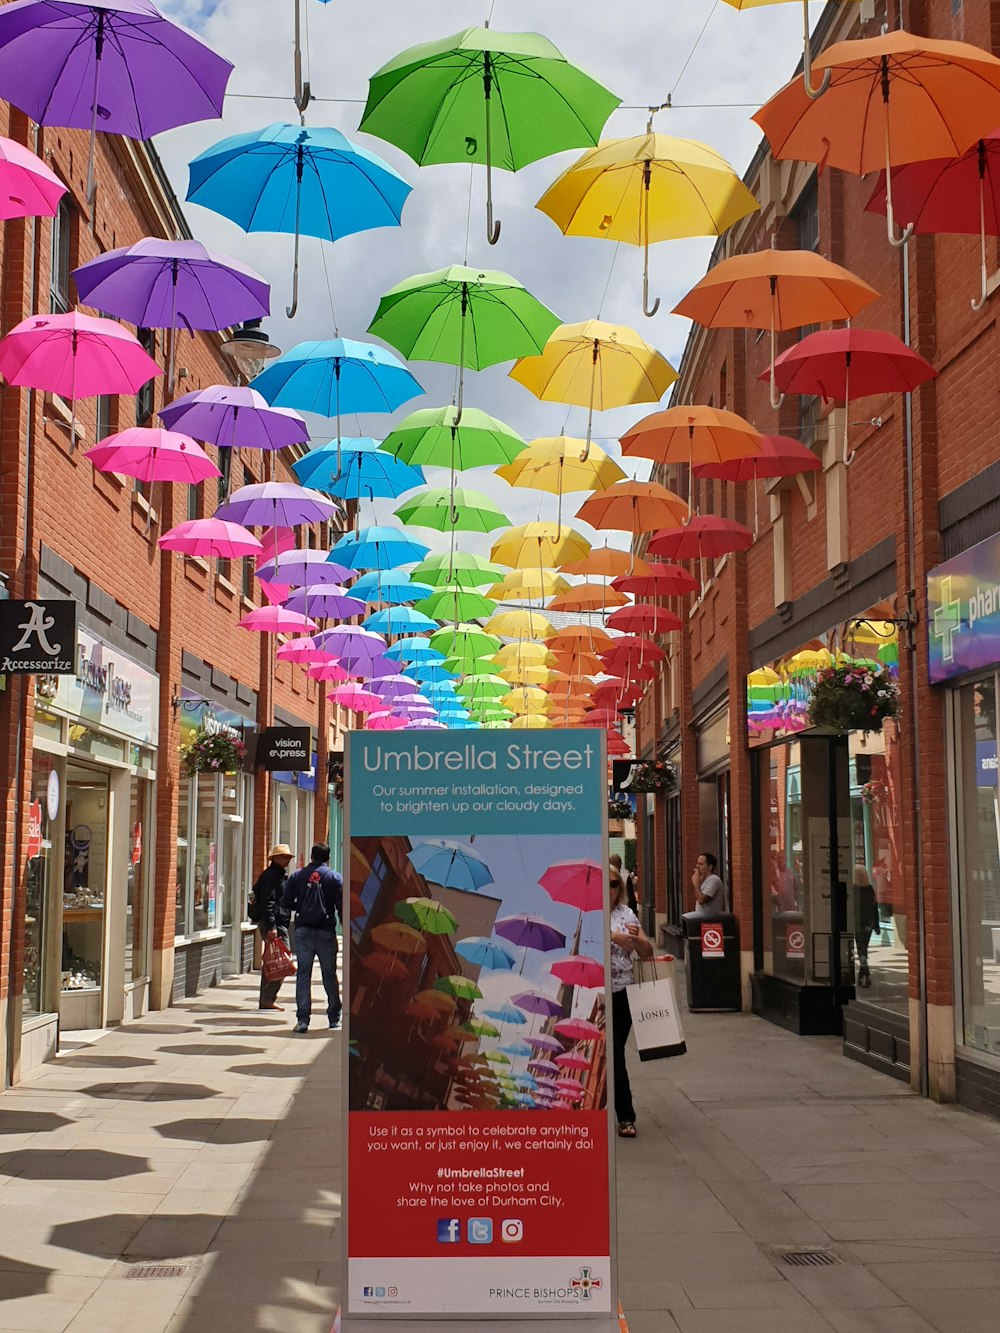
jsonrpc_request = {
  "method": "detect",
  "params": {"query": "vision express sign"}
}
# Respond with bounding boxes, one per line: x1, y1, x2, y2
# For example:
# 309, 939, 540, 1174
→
256, 726, 311, 771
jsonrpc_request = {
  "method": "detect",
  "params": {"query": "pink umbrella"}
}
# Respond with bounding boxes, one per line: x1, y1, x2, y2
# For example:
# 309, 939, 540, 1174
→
0, 311, 160, 401
239, 606, 318, 634
276, 636, 328, 665
539, 860, 604, 914
85, 427, 219, 483
527, 1059, 560, 1076
550, 955, 605, 989
527, 1033, 563, 1054
367, 712, 409, 731
255, 527, 295, 605
555, 1050, 591, 1070
555, 1077, 585, 1094
307, 660, 351, 683
159, 518, 262, 558
328, 685, 384, 713
553, 1017, 603, 1043
0, 135, 67, 218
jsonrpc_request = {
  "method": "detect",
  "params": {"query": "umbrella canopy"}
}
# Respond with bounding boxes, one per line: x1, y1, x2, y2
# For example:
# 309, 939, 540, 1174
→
315, 626, 388, 669
360, 26, 619, 243
548, 582, 628, 613
407, 839, 494, 891
487, 610, 555, 641
159, 384, 307, 451
158, 518, 262, 558
561, 545, 647, 578
491, 523, 590, 569
215, 482, 337, 528
553, 1017, 603, 1042
369, 675, 421, 703
294, 436, 424, 499
413, 552, 505, 588
251, 337, 423, 420
607, 604, 683, 635
370, 921, 426, 956
352, 571, 433, 603
489, 570, 569, 602
649, 516, 754, 561
382, 404, 525, 468
328, 685, 385, 714
364, 607, 438, 636
239, 606, 317, 634
256, 550, 352, 585
276, 636, 329, 666
85, 427, 219, 484
497, 436, 625, 493
495, 916, 567, 952
555, 1050, 592, 1069
511, 990, 563, 1017
0, 311, 160, 400
385, 637, 446, 665
456, 936, 515, 971
72, 238, 269, 332
431, 625, 501, 661
367, 712, 409, 731
396, 487, 508, 534
539, 859, 605, 913
434, 974, 482, 1001
0, 134, 66, 218
333, 526, 430, 571
528, 1033, 564, 1053
285, 586, 365, 618
576, 479, 688, 534
419, 586, 498, 622
537, 130, 758, 315
620, 404, 762, 470
692, 434, 821, 484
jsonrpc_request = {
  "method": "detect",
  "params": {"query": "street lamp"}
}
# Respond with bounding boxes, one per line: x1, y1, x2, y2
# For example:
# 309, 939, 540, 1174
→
220, 319, 282, 383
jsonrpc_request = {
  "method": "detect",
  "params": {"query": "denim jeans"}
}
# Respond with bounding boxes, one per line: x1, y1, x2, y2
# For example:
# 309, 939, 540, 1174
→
294, 925, 341, 1026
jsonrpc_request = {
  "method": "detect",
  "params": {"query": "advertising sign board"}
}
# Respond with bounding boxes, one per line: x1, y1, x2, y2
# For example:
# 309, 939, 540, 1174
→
343, 730, 616, 1329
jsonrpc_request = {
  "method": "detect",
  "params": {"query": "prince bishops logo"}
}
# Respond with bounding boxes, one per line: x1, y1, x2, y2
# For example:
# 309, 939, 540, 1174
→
570, 1268, 603, 1300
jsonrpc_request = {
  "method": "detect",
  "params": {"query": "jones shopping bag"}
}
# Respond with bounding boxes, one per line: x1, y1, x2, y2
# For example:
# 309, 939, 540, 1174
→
625, 959, 686, 1061
262, 933, 296, 984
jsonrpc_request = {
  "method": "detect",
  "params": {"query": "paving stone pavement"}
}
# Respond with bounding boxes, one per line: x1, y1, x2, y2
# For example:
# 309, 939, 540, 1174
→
1, 973, 1000, 1331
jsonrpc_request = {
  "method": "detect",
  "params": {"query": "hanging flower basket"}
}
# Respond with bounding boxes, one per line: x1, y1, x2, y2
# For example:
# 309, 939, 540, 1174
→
328, 755, 345, 803
621, 758, 678, 795
181, 728, 247, 777
608, 796, 633, 821
860, 779, 888, 807
808, 665, 900, 736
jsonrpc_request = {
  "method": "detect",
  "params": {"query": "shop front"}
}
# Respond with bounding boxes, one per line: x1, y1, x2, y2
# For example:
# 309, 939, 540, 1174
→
930, 532, 1000, 1115
747, 609, 909, 1077
24, 627, 158, 1067
176, 692, 257, 994
272, 757, 316, 869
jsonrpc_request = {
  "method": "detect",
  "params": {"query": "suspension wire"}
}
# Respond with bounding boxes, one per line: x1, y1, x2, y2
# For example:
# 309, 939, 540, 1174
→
670, 0, 720, 99
319, 239, 339, 337
463, 165, 474, 265
597, 242, 622, 319
225, 92, 764, 110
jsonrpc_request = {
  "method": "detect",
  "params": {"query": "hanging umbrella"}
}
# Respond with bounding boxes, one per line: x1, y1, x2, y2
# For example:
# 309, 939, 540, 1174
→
539, 859, 605, 913
693, 434, 821, 482
491, 523, 591, 570
418, 587, 498, 622
499, 664, 556, 687
576, 479, 688, 534
360, 952, 409, 981
159, 518, 262, 558
239, 606, 318, 634
0, 134, 66, 218
434, 975, 482, 1002
527, 1059, 561, 1077
865, 132, 1000, 308
382, 404, 525, 469
370, 264, 560, 417
509, 715, 553, 730
0, 311, 160, 405
495, 916, 567, 953
720, 0, 860, 99
496, 436, 625, 532
620, 405, 763, 516
410, 663, 459, 686
407, 839, 494, 891
489, 570, 569, 603
430, 625, 501, 662
360, 26, 619, 244
215, 481, 337, 529
511, 990, 563, 1018
537, 130, 758, 315
511, 319, 677, 460
352, 571, 433, 603
370, 921, 426, 956
456, 936, 515, 970
333, 526, 430, 572
649, 515, 754, 563
0, 0, 233, 198
561, 545, 647, 579
256, 550, 352, 585
753, 30, 1000, 248
612, 562, 699, 597
554, 1017, 603, 1042
285, 586, 365, 618
159, 384, 308, 451
673, 249, 878, 408
385, 637, 445, 665
251, 338, 424, 478
364, 607, 438, 636
527, 1032, 564, 1054
369, 675, 421, 704
493, 642, 555, 668
393, 898, 458, 935
548, 583, 628, 614
764, 328, 937, 464
315, 626, 388, 671
187, 121, 411, 317
607, 604, 682, 635
458, 674, 511, 701
294, 437, 424, 500
328, 685, 385, 714
413, 552, 505, 588
85, 427, 219, 484
276, 636, 329, 666
555, 1050, 591, 1069
396, 486, 508, 533
459, 1017, 500, 1039
487, 610, 555, 642
367, 712, 409, 731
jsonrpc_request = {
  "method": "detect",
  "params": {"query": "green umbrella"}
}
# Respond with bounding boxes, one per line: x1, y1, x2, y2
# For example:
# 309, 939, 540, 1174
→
394, 897, 459, 935
360, 26, 620, 244
434, 975, 483, 1002
413, 552, 506, 588
458, 674, 511, 701
462, 1017, 500, 1038
382, 404, 525, 469
418, 585, 498, 622
431, 624, 501, 662
484, 1051, 511, 1066
395, 486, 509, 534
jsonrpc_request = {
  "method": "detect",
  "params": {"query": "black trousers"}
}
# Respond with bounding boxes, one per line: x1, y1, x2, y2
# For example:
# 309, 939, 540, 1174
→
611, 987, 635, 1124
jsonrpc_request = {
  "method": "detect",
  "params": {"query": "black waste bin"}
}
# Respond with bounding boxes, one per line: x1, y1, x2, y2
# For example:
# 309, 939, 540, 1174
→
682, 912, 741, 1012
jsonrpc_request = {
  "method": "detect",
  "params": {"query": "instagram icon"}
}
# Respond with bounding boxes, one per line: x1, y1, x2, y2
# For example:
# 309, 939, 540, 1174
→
500, 1219, 524, 1244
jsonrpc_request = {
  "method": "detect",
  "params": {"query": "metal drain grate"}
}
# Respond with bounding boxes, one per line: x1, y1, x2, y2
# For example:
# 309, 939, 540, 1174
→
779, 1250, 840, 1269
124, 1264, 188, 1281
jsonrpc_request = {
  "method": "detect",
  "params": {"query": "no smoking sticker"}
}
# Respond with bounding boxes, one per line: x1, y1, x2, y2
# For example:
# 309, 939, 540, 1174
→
700, 924, 724, 958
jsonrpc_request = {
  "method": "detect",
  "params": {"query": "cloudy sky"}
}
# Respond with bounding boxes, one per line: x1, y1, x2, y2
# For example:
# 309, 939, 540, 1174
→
154, 0, 806, 558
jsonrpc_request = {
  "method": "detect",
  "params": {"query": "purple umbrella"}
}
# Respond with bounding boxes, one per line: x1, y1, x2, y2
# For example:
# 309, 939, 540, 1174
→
408, 719, 446, 729
369, 675, 420, 703
0, 0, 233, 197
314, 626, 387, 670
511, 991, 563, 1018
284, 585, 365, 618
526, 1033, 564, 1054
495, 917, 567, 954
528, 1059, 560, 1077
256, 550, 352, 585
215, 482, 338, 528
160, 385, 308, 452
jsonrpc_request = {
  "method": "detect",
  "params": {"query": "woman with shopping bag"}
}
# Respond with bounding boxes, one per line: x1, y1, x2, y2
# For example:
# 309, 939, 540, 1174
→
609, 866, 653, 1139
252, 844, 295, 1009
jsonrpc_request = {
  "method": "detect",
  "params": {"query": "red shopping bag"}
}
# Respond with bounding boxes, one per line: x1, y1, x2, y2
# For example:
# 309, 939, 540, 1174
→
262, 933, 296, 983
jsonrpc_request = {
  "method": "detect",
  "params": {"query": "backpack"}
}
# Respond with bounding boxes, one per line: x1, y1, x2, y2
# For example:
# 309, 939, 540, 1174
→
247, 887, 262, 924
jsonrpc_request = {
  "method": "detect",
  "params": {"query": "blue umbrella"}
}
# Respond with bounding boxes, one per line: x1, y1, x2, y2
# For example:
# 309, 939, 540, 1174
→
499, 1039, 533, 1057
385, 638, 445, 665
408, 840, 494, 892
352, 571, 433, 604
410, 663, 459, 684
187, 122, 411, 317
484, 1004, 528, 1027
455, 934, 509, 971
363, 607, 438, 636
332, 525, 429, 572
293, 436, 424, 500
251, 338, 423, 479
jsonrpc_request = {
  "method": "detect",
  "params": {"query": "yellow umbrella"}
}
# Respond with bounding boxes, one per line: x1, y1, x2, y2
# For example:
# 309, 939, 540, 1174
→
486, 608, 555, 640
536, 132, 759, 315
370, 922, 427, 956
510, 714, 554, 729
491, 522, 591, 569
720, 0, 861, 100
488, 569, 569, 603
510, 320, 677, 460
502, 687, 552, 715
492, 641, 556, 670
496, 435, 626, 531
499, 662, 557, 686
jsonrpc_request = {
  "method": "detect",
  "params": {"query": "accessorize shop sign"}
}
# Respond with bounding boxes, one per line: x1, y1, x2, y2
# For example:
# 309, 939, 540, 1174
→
929, 533, 1000, 683
49, 627, 159, 746
0, 598, 76, 673
343, 730, 615, 1328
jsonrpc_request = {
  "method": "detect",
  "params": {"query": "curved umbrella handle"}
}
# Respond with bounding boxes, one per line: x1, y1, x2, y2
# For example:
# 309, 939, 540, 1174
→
293, 0, 311, 114
883, 126, 913, 250
484, 64, 501, 245
801, 2, 829, 101
973, 166, 989, 311
642, 173, 660, 317
768, 305, 784, 411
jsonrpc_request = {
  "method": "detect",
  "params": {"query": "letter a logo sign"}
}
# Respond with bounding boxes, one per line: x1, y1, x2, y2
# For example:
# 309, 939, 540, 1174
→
0, 599, 76, 674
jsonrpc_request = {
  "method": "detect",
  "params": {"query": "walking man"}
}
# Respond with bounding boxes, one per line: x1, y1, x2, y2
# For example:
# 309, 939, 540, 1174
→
282, 842, 343, 1032
253, 843, 293, 1010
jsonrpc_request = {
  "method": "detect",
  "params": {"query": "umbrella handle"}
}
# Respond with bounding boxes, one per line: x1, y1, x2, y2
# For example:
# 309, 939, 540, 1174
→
286, 184, 303, 319
972, 169, 989, 311
484, 71, 501, 245
801, 2, 830, 101
642, 175, 660, 317
842, 369, 855, 467
579, 341, 600, 463
769, 309, 784, 411
293, 0, 311, 114
883, 125, 913, 250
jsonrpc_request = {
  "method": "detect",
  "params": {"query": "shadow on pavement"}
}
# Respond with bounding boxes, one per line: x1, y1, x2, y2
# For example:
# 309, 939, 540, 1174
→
226, 1062, 313, 1079
55, 1054, 156, 1069
0, 1111, 71, 1135
81, 1082, 222, 1102
196, 1016, 283, 1028
157, 1043, 267, 1057
49, 1213, 225, 1259
0, 1149, 150, 1181
0, 1256, 52, 1302
155, 1117, 274, 1145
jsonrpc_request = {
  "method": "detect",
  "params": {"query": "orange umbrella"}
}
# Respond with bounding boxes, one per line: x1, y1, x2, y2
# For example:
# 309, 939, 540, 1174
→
673, 248, 878, 408
547, 582, 629, 613
560, 545, 648, 578
575, 479, 687, 536
551, 652, 605, 679
549, 623, 613, 652
620, 405, 762, 516
754, 31, 1000, 247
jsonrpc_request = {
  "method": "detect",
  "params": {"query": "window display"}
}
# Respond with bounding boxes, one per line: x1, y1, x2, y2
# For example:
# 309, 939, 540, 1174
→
23, 754, 55, 1016
61, 762, 109, 992
125, 774, 151, 982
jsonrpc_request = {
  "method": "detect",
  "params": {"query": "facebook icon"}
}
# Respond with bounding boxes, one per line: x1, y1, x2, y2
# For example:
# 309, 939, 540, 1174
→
436, 1218, 461, 1244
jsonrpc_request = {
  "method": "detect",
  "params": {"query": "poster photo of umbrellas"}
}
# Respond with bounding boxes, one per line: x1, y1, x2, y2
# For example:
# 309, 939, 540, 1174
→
349, 831, 608, 1114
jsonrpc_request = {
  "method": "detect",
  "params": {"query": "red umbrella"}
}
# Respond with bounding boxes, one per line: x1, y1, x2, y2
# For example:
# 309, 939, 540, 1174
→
579, 711, 620, 728
693, 433, 821, 483
555, 1050, 592, 1070
554, 1017, 603, 1043
601, 634, 666, 664
648, 516, 753, 561
606, 604, 683, 635
764, 328, 937, 465
606, 730, 632, 756
612, 562, 699, 598
539, 859, 604, 913
866, 132, 1000, 309
593, 680, 644, 709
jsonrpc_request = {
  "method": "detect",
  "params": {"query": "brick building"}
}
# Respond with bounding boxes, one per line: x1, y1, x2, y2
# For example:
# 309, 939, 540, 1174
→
636, 0, 1000, 1118
0, 111, 347, 1087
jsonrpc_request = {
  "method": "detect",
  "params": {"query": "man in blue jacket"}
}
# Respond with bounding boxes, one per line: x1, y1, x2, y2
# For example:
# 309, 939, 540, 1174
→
281, 842, 343, 1033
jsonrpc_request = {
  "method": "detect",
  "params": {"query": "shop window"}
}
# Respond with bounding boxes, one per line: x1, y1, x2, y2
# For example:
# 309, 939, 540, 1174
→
193, 771, 218, 932
126, 775, 152, 983
220, 773, 247, 930
135, 329, 156, 423
176, 780, 190, 937
49, 196, 73, 313
23, 753, 56, 1017
61, 761, 109, 993
794, 176, 819, 252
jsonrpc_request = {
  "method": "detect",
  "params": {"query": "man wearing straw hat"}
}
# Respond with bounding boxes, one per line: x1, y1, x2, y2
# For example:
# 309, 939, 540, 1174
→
252, 843, 293, 1009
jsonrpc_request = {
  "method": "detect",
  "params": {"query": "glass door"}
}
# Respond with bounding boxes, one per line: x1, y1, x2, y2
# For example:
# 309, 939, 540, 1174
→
125, 774, 152, 982
61, 761, 110, 995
